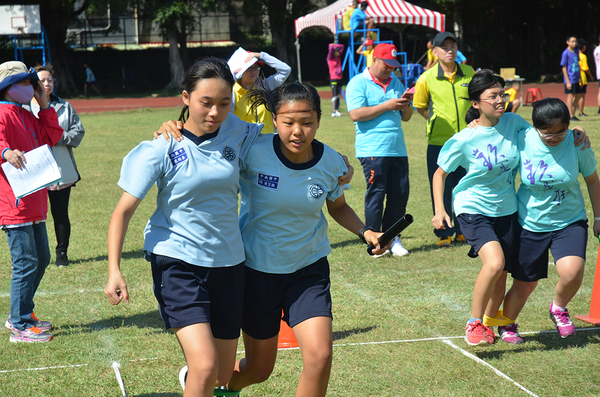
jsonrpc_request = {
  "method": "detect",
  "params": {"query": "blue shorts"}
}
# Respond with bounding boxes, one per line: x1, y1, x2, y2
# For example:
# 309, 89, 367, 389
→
151, 254, 244, 339
511, 220, 588, 282
242, 257, 332, 340
564, 83, 585, 94
457, 212, 519, 270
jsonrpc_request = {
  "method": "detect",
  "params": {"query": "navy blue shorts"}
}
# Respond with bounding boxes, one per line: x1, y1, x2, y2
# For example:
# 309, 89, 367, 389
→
564, 83, 585, 94
242, 257, 332, 340
505, 101, 514, 112
151, 254, 244, 339
511, 220, 588, 282
457, 212, 519, 270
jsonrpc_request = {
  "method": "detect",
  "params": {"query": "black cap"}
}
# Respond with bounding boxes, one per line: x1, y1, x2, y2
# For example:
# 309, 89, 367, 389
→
432, 32, 457, 47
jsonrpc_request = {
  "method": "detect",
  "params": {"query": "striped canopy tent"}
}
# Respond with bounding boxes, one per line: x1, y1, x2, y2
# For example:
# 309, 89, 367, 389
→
294, 0, 445, 38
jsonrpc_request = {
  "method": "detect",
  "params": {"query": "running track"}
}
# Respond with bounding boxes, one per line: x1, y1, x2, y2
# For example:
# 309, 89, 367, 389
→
69, 83, 599, 114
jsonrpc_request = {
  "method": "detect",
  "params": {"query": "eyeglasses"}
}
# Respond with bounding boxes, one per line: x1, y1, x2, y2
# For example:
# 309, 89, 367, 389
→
437, 45, 457, 52
479, 93, 510, 104
536, 128, 569, 140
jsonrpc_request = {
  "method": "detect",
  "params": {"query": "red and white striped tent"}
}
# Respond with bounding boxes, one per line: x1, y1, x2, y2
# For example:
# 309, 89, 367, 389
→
295, 0, 445, 37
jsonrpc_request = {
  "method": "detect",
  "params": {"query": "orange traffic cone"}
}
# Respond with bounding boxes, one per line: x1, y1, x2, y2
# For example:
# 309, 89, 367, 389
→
575, 243, 600, 325
277, 311, 299, 349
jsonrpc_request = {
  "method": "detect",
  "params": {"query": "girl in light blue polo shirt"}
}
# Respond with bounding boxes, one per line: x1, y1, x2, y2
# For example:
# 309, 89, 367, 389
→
227, 82, 387, 396
104, 59, 262, 396
502, 98, 600, 340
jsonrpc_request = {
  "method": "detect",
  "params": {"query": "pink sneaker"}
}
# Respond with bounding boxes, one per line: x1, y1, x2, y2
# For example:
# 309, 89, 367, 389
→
498, 323, 524, 344
9, 326, 53, 343
549, 304, 576, 338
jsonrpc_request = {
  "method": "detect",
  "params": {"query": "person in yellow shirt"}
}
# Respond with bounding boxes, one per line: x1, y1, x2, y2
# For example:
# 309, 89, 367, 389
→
413, 32, 474, 247
575, 38, 594, 117
231, 51, 291, 134
504, 81, 520, 113
424, 40, 438, 70
356, 38, 375, 68
342, 0, 359, 31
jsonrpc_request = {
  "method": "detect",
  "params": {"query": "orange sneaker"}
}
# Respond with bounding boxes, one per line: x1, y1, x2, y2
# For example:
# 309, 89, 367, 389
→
465, 320, 495, 346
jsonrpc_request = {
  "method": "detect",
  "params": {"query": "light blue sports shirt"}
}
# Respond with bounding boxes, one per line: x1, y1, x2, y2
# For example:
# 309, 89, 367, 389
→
346, 68, 407, 158
118, 114, 262, 268
437, 113, 530, 217
517, 127, 597, 232
239, 134, 349, 274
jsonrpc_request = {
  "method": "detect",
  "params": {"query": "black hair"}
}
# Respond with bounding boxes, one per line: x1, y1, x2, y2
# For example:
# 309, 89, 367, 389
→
577, 38, 586, 50
360, 1, 368, 9
465, 69, 505, 124
531, 98, 570, 130
178, 57, 235, 122
248, 81, 322, 122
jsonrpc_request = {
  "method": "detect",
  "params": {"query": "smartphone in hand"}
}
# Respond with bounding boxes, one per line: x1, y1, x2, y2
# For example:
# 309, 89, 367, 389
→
401, 86, 415, 99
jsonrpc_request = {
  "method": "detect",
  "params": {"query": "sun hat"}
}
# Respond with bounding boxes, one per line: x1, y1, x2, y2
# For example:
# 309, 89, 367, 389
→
0, 61, 39, 92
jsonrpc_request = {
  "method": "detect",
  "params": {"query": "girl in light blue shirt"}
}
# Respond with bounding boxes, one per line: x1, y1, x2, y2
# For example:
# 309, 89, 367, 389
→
228, 82, 387, 397
432, 70, 523, 346
502, 98, 600, 340
105, 59, 262, 397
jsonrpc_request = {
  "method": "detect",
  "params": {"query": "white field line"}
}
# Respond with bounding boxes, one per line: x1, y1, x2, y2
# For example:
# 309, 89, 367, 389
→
0, 327, 598, 375
441, 339, 540, 397
112, 362, 128, 397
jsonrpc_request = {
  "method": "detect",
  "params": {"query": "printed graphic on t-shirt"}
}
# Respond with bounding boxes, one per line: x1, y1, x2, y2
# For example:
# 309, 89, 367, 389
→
472, 144, 516, 183
522, 158, 567, 205
222, 146, 237, 161
169, 148, 188, 166
308, 184, 325, 198
258, 173, 279, 190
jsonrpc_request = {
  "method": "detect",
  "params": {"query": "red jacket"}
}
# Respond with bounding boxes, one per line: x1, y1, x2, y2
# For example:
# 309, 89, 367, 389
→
0, 102, 63, 225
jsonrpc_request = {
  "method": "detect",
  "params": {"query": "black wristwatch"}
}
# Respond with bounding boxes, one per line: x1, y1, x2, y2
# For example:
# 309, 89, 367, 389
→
359, 226, 375, 244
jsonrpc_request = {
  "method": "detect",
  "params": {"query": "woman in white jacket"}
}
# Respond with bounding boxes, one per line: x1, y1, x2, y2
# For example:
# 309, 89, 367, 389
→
27, 64, 85, 268
230, 51, 291, 134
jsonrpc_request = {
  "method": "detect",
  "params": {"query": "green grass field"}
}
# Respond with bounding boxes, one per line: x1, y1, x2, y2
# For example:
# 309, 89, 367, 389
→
1, 101, 600, 396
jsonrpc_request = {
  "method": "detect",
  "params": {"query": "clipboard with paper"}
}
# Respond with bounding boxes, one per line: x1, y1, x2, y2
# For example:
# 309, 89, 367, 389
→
1, 144, 62, 199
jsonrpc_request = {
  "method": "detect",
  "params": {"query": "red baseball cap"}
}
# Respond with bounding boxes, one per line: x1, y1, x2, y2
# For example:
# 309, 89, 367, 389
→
364, 38, 374, 46
373, 43, 401, 68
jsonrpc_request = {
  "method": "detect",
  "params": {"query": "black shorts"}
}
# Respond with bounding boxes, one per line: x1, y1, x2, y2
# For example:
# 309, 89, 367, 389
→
151, 254, 244, 339
242, 257, 332, 340
505, 102, 514, 112
564, 83, 585, 94
511, 220, 588, 282
457, 212, 519, 271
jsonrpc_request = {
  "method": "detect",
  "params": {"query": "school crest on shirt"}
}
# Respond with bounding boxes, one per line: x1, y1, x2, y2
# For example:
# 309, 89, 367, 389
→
258, 173, 279, 190
308, 184, 324, 198
168, 148, 188, 166
222, 146, 236, 161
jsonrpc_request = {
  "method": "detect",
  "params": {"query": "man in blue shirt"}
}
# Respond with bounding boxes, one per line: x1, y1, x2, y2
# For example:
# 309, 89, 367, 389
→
346, 43, 413, 257
350, 1, 376, 40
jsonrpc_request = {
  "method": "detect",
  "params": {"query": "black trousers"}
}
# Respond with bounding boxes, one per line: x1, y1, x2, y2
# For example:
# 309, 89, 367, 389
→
48, 187, 72, 254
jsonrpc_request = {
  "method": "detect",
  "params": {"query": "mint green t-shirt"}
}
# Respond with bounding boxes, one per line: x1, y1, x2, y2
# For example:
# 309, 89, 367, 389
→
437, 113, 530, 217
517, 127, 597, 232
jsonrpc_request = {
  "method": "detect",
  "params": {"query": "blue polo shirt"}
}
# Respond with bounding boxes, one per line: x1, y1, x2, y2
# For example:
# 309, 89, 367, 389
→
350, 8, 366, 30
346, 68, 407, 158
118, 113, 262, 268
239, 134, 349, 274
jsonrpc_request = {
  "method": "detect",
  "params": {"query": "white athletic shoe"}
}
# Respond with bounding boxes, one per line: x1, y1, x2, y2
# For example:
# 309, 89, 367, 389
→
179, 365, 188, 391
369, 249, 391, 258
390, 237, 409, 257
